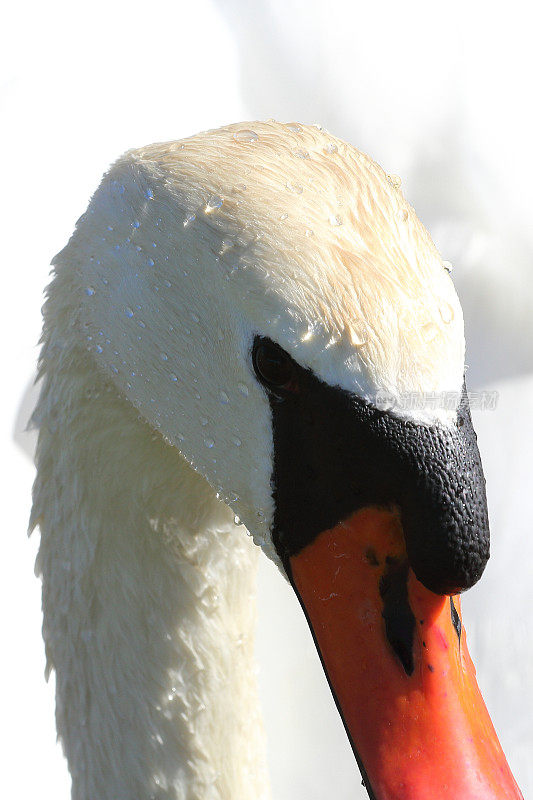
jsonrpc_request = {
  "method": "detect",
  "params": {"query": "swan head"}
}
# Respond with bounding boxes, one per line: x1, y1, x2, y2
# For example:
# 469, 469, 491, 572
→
72, 121, 468, 581
57, 121, 520, 799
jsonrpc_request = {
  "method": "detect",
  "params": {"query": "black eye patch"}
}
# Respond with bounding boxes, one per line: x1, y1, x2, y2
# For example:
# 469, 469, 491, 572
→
255, 335, 489, 596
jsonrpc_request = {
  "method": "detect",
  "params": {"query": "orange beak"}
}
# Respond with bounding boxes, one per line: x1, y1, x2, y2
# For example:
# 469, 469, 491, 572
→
289, 507, 523, 800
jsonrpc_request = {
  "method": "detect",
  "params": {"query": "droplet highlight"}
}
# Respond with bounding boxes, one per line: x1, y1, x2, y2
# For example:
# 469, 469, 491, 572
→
206, 195, 223, 212
233, 129, 259, 143
348, 323, 367, 346
439, 302, 454, 324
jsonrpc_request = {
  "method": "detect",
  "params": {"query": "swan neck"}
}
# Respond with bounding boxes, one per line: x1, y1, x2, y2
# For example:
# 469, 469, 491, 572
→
31, 296, 270, 800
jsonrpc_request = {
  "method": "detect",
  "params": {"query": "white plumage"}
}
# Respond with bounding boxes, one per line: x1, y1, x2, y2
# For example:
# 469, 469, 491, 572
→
31, 121, 479, 799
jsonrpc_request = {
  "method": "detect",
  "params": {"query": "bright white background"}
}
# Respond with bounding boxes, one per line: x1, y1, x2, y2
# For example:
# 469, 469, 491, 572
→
1, 1, 532, 798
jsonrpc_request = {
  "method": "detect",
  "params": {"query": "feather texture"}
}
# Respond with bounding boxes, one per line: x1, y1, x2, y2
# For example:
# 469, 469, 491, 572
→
31, 268, 269, 799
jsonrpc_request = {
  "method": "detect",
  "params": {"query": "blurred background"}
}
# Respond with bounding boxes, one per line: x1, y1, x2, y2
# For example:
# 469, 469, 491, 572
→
2, 1, 531, 797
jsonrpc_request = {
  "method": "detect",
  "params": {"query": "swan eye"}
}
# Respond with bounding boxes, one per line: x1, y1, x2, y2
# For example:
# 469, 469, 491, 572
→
252, 338, 296, 395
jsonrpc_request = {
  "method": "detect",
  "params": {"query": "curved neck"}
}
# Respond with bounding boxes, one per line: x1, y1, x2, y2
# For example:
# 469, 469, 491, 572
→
31, 304, 270, 800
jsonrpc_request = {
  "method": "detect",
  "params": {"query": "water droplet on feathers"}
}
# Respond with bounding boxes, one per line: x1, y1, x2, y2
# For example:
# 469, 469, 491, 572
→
233, 129, 259, 143
206, 195, 223, 212
439, 302, 454, 324
348, 324, 367, 346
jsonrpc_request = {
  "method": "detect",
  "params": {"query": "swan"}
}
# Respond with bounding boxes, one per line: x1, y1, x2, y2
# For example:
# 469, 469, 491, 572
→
30, 120, 523, 800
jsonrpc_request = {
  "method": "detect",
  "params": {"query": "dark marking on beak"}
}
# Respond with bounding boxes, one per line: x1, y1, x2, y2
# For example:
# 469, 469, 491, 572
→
450, 597, 462, 644
379, 559, 416, 675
